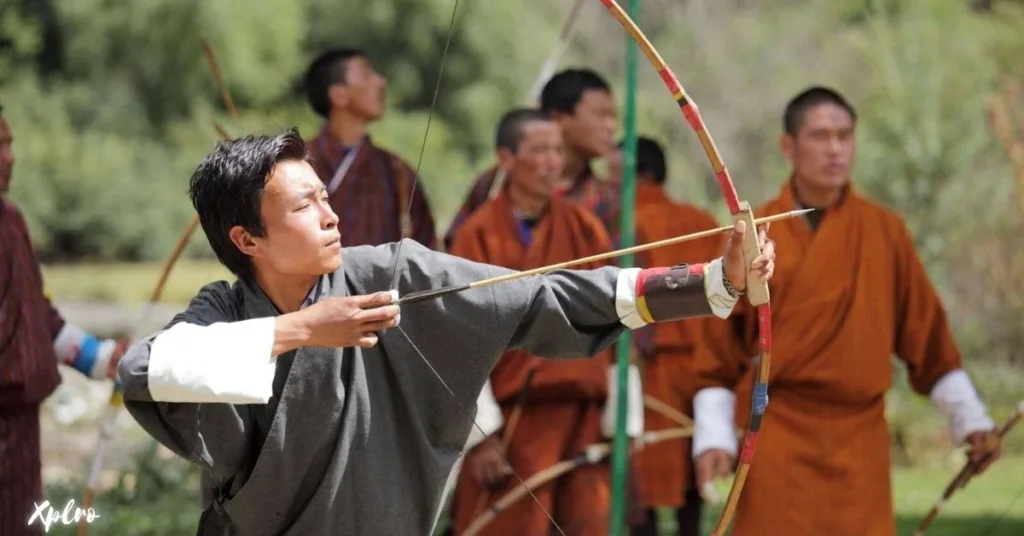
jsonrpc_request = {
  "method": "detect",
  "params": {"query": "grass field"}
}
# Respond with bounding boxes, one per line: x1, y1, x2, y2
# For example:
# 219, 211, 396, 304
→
42, 259, 233, 305
683, 457, 1024, 535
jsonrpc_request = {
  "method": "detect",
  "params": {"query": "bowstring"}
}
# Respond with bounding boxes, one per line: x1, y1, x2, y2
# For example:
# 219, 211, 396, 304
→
385, 0, 458, 291
396, 326, 566, 536
384, 1, 567, 534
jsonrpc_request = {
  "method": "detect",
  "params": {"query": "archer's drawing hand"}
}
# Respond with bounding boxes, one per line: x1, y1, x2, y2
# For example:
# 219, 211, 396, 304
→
966, 430, 1001, 475
300, 291, 401, 349
723, 221, 775, 293
696, 449, 735, 492
469, 435, 513, 490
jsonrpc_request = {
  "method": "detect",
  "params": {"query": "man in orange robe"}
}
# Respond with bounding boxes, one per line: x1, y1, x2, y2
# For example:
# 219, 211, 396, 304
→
691, 86, 1002, 536
447, 108, 638, 535
443, 68, 619, 250
622, 137, 723, 536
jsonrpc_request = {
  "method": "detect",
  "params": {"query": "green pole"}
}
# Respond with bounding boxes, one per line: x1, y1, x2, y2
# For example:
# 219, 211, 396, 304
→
609, 0, 639, 533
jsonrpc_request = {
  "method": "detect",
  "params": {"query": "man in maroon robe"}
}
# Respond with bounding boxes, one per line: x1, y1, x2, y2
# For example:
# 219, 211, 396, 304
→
303, 48, 438, 249
0, 104, 128, 536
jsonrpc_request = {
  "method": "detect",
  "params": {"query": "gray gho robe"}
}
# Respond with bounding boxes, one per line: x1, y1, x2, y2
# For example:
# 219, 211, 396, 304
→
118, 239, 724, 535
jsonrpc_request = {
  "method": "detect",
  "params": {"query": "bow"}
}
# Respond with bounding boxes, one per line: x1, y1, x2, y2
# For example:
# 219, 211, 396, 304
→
912, 401, 1024, 536
379, 1, 774, 533
75, 38, 237, 535
462, 426, 694, 536
596, 2, 773, 534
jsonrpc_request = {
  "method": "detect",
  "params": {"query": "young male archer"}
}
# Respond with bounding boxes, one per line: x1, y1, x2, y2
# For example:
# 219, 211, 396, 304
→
117, 127, 776, 535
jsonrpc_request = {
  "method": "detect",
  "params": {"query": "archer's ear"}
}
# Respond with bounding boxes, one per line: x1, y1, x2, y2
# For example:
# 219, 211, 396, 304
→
228, 225, 260, 258
779, 133, 795, 162
327, 84, 348, 111
496, 147, 515, 172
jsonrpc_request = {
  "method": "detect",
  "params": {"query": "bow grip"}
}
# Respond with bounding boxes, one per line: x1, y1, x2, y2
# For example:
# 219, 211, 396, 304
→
731, 201, 770, 306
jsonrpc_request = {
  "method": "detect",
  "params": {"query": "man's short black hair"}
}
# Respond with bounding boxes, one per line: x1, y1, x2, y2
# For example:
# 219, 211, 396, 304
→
540, 68, 611, 116
783, 86, 858, 136
618, 136, 667, 184
304, 48, 367, 118
188, 127, 309, 279
495, 108, 551, 152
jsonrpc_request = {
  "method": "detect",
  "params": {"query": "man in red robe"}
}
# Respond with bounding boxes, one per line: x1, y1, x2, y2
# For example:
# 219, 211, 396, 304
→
0, 104, 128, 536
443, 68, 619, 250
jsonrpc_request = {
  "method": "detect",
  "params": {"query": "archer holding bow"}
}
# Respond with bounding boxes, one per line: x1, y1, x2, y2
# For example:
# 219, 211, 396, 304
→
117, 127, 775, 535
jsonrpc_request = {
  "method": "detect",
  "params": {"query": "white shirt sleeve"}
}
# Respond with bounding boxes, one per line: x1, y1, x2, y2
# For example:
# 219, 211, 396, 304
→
615, 257, 737, 329
929, 369, 995, 445
147, 318, 277, 404
600, 363, 645, 438
692, 387, 738, 459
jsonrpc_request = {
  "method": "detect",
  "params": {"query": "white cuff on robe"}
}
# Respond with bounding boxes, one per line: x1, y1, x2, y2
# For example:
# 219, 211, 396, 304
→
53, 323, 117, 381
601, 364, 644, 438
703, 257, 739, 319
148, 319, 277, 404
930, 369, 995, 445
615, 257, 736, 330
692, 387, 738, 459
465, 380, 504, 450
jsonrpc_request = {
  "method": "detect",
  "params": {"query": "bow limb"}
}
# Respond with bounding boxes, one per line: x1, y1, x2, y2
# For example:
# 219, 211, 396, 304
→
913, 401, 1024, 536
462, 427, 693, 536
76, 215, 201, 536
597, 2, 772, 534
76, 40, 238, 536
643, 394, 693, 428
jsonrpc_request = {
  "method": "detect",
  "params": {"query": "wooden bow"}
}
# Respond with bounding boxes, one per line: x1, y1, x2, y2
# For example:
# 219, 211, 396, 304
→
76, 38, 238, 536
594, 3, 773, 533
461, 426, 694, 536
380, 1, 775, 533
912, 401, 1024, 535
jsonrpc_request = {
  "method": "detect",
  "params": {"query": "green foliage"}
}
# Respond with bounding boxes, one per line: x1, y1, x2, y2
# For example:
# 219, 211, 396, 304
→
1, 0, 1022, 355
44, 441, 202, 536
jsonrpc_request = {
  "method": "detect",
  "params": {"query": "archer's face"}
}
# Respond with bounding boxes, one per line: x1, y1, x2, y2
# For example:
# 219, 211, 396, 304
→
503, 120, 565, 199
233, 160, 343, 278
554, 89, 618, 159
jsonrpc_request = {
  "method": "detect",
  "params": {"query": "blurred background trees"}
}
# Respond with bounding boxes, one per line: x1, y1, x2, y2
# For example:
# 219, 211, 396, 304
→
3, 0, 1024, 532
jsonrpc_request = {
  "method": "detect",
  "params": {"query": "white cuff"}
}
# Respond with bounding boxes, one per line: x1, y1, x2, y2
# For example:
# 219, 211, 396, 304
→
930, 369, 995, 445
692, 387, 738, 459
148, 319, 277, 404
601, 364, 645, 438
615, 267, 646, 329
53, 323, 116, 380
465, 380, 504, 450
704, 258, 739, 319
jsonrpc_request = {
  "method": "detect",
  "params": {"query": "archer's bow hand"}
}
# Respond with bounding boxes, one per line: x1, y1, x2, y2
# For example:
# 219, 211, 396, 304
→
723, 221, 775, 295
468, 435, 513, 490
966, 430, 1002, 475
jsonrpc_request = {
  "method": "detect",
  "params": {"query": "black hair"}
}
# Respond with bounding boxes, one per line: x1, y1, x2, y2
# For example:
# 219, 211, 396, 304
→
304, 48, 367, 118
495, 108, 551, 152
783, 86, 858, 136
539, 68, 611, 116
188, 127, 309, 279
618, 136, 667, 184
